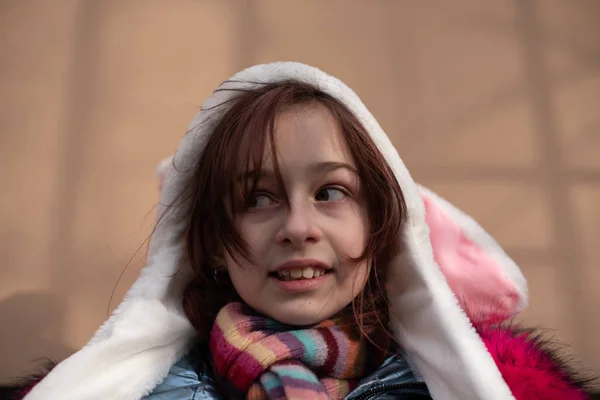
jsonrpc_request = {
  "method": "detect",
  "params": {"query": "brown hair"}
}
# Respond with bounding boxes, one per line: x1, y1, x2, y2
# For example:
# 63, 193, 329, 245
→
181, 80, 406, 352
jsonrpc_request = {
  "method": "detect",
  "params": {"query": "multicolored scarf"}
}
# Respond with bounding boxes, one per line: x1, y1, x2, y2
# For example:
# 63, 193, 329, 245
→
209, 302, 370, 399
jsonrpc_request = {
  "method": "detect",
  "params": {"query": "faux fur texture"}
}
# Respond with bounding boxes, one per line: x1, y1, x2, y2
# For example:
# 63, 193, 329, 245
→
20, 62, 536, 400
477, 325, 598, 400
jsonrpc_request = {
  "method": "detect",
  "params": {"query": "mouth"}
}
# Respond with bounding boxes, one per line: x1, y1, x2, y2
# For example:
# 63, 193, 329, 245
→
269, 267, 333, 281
269, 259, 333, 282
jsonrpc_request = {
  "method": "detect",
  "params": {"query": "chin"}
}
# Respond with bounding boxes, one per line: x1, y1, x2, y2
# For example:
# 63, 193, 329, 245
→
267, 307, 337, 327
277, 315, 321, 327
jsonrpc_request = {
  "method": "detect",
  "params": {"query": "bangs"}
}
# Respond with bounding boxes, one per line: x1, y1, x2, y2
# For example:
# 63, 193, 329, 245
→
227, 96, 281, 217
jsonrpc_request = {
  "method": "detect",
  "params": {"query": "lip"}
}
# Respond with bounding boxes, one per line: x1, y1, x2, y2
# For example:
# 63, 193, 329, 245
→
271, 258, 331, 273
269, 258, 332, 293
271, 273, 330, 292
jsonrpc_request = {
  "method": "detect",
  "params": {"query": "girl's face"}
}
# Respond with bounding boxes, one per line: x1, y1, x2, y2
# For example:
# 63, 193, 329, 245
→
225, 103, 370, 326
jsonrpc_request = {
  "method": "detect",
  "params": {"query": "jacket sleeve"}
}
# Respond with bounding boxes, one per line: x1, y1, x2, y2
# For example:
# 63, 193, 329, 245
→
476, 324, 599, 400
141, 355, 223, 400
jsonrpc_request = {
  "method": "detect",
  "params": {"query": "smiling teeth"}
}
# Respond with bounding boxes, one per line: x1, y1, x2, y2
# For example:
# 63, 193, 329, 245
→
277, 267, 326, 281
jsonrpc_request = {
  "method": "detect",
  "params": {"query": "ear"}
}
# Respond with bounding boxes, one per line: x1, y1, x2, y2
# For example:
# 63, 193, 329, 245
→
418, 185, 528, 324
214, 255, 228, 271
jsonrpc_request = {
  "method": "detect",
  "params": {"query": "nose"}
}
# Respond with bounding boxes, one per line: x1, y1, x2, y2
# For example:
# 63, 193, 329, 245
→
276, 200, 322, 247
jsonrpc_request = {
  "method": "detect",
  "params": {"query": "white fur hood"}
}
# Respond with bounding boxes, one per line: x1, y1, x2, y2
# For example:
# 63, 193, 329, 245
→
25, 62, 528, 400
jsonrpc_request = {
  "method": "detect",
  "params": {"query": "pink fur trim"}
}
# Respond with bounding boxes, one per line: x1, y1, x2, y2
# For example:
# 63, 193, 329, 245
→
478, 325, 588, 399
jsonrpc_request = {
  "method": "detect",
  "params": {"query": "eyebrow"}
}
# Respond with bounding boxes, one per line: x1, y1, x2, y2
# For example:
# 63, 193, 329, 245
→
237, 161, 358, 181
311, 161, 358, 175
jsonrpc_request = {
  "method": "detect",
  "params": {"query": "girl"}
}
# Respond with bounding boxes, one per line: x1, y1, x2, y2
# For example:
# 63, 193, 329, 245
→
16, 63, 596, 399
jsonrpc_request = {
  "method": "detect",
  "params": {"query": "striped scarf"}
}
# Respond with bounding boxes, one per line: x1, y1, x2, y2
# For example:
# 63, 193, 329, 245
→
209, 302, 369, 399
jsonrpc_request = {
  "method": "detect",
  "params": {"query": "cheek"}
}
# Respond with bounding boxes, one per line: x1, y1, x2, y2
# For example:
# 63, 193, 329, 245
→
224, 256, 258, 299
336, 207, 368, 258
339, 258, 371, 303
236, 220, 264, 259
224, 221, 268, 283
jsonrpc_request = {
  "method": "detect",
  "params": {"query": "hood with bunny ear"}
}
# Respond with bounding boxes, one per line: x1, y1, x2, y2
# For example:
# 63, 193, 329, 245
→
25, 62, 527, 400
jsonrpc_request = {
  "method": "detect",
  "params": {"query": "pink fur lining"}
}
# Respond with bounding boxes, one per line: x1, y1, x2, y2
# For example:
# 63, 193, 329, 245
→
422, 192, 521, 323
478, 325, 588, 399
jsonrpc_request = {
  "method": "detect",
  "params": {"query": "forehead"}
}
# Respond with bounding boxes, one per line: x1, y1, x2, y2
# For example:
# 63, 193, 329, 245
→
266, 103, 354, 167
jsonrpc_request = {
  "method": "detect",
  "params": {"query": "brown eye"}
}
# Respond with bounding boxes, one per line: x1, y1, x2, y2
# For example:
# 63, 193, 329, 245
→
315, 187, 346, 202
247, 193, 275, 208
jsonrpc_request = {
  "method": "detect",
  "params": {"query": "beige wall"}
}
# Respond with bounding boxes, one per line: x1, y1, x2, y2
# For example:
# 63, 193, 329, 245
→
1, 0, 599, 381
